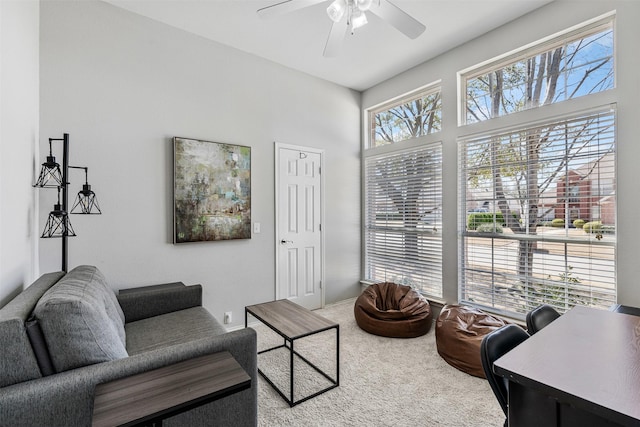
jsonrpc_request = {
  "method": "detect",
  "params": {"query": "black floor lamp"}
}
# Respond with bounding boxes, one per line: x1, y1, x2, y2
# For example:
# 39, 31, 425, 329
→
34, 133, 101, 272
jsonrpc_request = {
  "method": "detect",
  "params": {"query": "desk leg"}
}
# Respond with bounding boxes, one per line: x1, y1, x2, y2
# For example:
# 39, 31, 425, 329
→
508, 382, 556, 427
507, 382, 623, 427
134, 418, 162, 426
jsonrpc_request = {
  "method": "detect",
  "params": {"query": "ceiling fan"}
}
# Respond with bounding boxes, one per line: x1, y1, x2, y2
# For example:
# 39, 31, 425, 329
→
257, 0, 426, 57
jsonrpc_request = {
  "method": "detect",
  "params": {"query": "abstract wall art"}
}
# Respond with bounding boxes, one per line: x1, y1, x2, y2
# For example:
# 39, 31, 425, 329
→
173, 137, 251, 243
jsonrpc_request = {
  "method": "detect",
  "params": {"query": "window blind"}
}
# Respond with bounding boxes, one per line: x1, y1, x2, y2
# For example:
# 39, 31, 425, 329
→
458, 109, 616, 318
364, 142, 443, 298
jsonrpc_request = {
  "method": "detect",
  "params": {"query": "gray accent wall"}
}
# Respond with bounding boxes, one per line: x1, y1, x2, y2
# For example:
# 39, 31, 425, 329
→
362, 0, 640, 308
38, 0, 362, 326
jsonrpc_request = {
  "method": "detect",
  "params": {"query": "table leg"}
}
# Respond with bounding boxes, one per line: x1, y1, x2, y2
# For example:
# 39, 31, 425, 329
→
290, 339, 295, 407
336, 325, 340, 386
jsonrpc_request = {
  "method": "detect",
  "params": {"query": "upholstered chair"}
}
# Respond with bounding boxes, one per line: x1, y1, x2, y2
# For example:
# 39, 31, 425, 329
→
526, 304, 561, 334
480, 324, 530, 427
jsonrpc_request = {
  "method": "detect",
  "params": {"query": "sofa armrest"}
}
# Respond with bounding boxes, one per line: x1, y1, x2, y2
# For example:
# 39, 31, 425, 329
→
0, 328, 257, 427
117, 284, 203, 323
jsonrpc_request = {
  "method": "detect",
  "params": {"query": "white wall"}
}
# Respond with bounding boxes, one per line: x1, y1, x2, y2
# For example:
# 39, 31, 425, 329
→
39, 0, 361, 326
362, 0, 640, 307
0, 0, 40, 306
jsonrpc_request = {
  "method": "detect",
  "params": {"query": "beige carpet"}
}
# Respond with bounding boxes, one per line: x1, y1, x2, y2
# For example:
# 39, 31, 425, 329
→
252, 298, 504, 427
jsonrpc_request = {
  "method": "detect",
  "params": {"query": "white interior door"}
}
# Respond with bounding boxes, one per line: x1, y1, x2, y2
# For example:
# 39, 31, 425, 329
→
276, 144, 324, 310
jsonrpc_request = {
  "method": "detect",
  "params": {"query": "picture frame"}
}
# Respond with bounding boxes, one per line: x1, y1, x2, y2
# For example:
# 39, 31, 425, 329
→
173, 137, 251, 243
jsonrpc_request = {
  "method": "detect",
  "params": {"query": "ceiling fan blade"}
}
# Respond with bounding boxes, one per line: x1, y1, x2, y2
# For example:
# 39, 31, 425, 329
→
368, 0, 426, 39
323, 18, 349, 57
257, 0, 327, 19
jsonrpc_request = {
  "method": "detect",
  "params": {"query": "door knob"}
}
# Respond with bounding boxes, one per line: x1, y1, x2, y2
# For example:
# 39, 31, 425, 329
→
281, 239, 293, 244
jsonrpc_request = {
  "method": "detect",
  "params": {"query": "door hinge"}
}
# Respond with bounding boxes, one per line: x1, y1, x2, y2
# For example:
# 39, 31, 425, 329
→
319, 224, 322, 231
320, 280, 323, 289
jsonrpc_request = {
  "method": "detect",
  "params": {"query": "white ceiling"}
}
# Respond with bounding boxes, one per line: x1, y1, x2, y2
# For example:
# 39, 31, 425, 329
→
102, 0, 554, 91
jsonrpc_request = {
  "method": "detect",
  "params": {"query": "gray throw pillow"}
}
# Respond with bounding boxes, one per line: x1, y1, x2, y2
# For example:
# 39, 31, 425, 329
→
69, 266, 126, 345
33, 266, 128, 372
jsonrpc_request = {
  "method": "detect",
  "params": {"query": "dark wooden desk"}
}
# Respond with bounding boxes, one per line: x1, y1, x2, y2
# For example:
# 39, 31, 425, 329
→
494, 306, 640, 427
92, 351, 251, 427
610, 303, 640, 317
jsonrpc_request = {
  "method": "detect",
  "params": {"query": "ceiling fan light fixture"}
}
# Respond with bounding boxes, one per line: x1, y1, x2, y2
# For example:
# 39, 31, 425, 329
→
351, 8, 368, 30
326, 0, 347, 23
258, 0, 425, 58
357, 0, 373, 11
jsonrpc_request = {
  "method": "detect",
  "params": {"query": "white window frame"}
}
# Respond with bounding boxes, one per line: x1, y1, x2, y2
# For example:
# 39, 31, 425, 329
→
363, 82, 444, 299
456, 13, 618, 319
368, 82, 442, 148
457, 11, 616, 126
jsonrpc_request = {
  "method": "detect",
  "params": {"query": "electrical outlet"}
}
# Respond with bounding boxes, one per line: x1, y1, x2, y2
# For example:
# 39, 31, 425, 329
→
224, 311, 232, 324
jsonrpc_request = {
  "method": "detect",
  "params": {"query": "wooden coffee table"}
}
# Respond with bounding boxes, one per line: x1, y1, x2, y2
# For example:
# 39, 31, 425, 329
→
245, 299, 339, 407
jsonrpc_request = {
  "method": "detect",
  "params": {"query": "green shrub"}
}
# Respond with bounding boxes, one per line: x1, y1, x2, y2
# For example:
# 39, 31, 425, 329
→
583, 221, 602, 233
476, 223, 503, 233
573, 219, 585, 229
467, 212, 503, 230
601, 225, 615, 234
551, 218, 565, 228
467, 211, 518, 230
512, 267, 606, 313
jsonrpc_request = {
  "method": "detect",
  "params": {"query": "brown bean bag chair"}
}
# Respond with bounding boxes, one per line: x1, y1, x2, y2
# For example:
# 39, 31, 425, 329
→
354, 282, 432, 338
435, 304, 510, 378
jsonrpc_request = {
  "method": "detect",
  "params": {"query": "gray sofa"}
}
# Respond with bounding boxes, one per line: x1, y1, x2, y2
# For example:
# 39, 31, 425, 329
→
0, 265, 257, 427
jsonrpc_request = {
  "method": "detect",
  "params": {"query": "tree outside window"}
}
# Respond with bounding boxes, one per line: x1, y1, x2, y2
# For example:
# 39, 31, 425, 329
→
370, 87, 441, 147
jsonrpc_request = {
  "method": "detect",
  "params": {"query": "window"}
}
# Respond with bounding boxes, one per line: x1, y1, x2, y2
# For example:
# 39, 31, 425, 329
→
364, 83, 444, 297
369, 86, 441, 147
364, 143, 443, 297
458, 14, 616, 319
459, 109, 616, 316
569, 185, 580, 203
462, 19, 613, 124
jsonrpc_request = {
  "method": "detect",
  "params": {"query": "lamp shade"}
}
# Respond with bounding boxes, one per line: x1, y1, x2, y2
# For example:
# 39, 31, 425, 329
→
351, 8, 368, 29
71, 184, 102, 214
327, 0, 346, 22
34, 156, 64, 188
41, 203, 76, 238
357, 0, 373, 11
